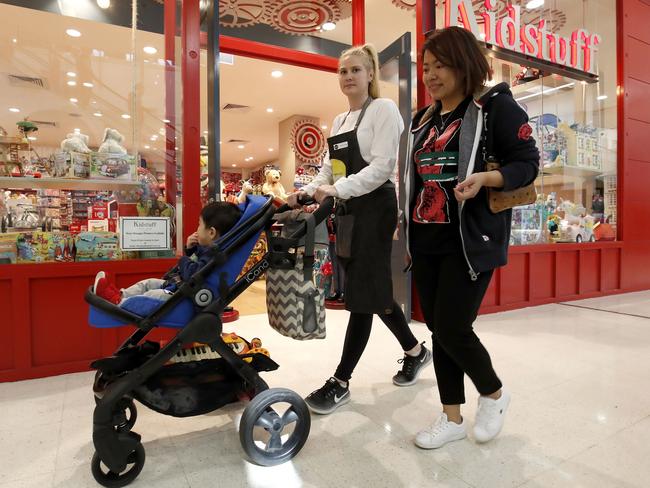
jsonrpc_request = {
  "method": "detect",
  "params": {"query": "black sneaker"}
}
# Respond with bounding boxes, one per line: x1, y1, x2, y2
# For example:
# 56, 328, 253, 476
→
305, 377, 350, 415
392, 344, 432, 386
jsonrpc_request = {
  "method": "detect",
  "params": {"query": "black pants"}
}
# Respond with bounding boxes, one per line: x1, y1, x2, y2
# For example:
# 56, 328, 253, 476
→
334, 301, 419, 382
412, 252, 502, 405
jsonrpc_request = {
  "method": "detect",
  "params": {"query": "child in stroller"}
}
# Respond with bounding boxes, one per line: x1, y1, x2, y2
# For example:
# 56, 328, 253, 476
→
86, 194, 333, 488
93, 201, 242, 304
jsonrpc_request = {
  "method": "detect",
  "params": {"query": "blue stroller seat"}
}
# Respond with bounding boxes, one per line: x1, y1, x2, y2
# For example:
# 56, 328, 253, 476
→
88, 195, 270, 329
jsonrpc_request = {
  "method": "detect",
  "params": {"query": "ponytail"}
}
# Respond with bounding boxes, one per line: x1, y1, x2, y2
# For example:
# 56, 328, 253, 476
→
340, 43, 381, 98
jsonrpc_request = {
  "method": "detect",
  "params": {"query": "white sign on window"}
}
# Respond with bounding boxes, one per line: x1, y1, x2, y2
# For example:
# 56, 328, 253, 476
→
119, 217, 171, 251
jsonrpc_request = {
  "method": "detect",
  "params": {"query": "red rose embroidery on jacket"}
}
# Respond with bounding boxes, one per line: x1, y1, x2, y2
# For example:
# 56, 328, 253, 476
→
518, 123, 533, 140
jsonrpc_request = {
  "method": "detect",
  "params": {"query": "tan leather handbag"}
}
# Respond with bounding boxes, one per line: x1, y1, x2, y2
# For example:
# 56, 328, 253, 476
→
486, 158, 537, 213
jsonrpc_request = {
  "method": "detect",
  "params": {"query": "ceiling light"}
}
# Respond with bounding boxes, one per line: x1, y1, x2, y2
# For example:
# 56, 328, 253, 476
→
321, 22, 336, 31
66, 29, 82, 38
268, 148, 274, 152
73, 128, 80, 133
219, 141, 222, 144
237, 144, 244, 149
163, 119, 171, 123
271, 70, 283, 78
83, 82, 94, 88
121, 114, 131, 119
525, 0, 544, 8
97, 0, 110, 9
69, 98, 78, 103
92, 49, 105, 57
266, 107, 274, 113
143, 46, 158, 55
232, 164, 236, 167
597, 95, 608, 100
9, 108, 20, 113
150, 135, 158, 141
67, 72, 76, 77
144, 145, 150, 149
93, 112, 103, 117
28, 136, 37, 141
321, 125, 327, 130
203, 130, 208, 134
12, 38, 17, 43
67, 81, 77, 86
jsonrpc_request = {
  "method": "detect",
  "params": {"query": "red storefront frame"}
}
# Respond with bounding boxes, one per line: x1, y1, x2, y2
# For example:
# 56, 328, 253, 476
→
1, 0, 648, 383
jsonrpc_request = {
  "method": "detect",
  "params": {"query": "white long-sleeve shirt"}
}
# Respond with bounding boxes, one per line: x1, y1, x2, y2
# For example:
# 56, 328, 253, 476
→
302, 98, 404, 200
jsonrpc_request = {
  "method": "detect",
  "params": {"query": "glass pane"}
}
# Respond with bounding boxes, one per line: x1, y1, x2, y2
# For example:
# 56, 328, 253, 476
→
434, 0, 617, 245
366, 0, 418, 110
0, 2, 181, 264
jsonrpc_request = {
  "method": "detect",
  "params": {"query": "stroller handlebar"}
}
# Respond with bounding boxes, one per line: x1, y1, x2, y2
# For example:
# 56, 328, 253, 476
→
275, 196, 335, 227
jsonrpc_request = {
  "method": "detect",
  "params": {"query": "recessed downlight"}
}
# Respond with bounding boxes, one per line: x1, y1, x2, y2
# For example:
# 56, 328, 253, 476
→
66, 29, 82, 38
271, 70, 283, 78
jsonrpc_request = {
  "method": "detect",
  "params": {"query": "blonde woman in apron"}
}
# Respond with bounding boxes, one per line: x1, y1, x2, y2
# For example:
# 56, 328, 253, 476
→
288, 44, 431, 415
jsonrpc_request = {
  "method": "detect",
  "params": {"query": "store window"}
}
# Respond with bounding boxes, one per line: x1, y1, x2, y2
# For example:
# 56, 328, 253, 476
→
435, 0, 617, 245
214, 0, 353, 59
0, 1, 181, 264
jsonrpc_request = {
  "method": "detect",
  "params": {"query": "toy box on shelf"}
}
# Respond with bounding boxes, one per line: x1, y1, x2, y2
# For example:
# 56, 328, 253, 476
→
16, 231, 75, 262
52, 151, 91, 179
75, 231, 122, 261
0, 233, 18, 263
510, 203, 545, 245
91, 153, 136, 180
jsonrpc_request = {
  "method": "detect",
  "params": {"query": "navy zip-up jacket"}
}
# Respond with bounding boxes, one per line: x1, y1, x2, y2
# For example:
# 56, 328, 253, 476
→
404, 82, 540, 277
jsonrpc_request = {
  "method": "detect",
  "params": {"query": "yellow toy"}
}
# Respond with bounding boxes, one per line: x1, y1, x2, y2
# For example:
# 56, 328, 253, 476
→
262, 168, 287, 201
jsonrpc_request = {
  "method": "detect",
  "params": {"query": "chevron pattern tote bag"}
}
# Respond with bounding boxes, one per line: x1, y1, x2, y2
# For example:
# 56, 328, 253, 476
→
266, 212, 326, 340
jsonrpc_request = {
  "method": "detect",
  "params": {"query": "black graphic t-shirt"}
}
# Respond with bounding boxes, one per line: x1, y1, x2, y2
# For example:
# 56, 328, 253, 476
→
410, 96, 472, 255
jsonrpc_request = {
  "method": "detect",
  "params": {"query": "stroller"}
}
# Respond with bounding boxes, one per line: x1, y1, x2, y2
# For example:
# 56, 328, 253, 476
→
85, 194, 333, 487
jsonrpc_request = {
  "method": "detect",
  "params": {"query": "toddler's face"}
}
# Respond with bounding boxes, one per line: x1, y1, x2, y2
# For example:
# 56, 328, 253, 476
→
197, 217, 217, 246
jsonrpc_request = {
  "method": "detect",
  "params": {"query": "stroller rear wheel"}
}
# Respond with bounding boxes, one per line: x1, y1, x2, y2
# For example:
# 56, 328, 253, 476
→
240, 388, 311, 466
91, 443, 145, 488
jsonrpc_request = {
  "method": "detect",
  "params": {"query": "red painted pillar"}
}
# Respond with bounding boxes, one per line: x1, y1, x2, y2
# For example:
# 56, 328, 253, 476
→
181, 0, 201, 244
352, 0, 365, 46
164, 0, 177, 209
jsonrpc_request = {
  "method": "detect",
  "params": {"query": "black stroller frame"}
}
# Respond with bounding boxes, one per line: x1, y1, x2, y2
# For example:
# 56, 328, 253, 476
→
86, 195, 333, 487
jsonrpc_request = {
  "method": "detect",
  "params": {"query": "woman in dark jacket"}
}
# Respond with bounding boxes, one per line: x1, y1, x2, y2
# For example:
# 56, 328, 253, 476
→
403, 27, 539, 449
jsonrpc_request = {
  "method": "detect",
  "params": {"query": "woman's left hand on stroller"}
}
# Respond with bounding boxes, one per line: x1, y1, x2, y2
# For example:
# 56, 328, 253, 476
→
313, 185, 338, 204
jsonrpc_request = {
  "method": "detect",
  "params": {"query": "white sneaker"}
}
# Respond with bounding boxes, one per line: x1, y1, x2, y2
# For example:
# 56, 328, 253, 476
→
93, 271, 106, 293
473, 389, 511, 443
414, 413, 467, 449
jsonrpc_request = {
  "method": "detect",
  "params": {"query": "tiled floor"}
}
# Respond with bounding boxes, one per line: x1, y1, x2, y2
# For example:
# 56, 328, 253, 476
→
2, 291, 650, 488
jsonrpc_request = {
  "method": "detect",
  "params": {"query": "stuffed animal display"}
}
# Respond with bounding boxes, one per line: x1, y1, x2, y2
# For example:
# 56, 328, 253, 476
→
262, 168, 287, 201
237, 180, 254, 204
98, 128, 127, 154
60, 132, 91, 153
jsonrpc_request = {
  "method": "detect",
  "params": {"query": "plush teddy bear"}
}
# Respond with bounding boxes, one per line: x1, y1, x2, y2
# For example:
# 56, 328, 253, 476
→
237, 180, 254, 204
262, 168, 287, 201
60, 132, 91, 153
98, 128, 127, 154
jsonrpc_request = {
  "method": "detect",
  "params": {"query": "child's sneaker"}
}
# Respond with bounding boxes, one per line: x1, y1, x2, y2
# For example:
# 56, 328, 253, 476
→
305, 377, 350, 415
94, 273, 122, 304
393, 343, 432, 386
415, 413, 467, 449
473, 388, 511, 443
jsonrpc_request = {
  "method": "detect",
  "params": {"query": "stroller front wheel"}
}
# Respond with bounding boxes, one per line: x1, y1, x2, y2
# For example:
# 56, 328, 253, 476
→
91, 443, 145, 488
239, 387, 311, 466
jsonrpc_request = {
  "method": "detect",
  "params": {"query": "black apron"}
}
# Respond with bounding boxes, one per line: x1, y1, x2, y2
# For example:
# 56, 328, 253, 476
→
328, 97, 398, 315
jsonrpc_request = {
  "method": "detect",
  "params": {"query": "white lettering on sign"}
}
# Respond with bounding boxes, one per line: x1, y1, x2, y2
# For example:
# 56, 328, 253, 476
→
444, 0, 601, 75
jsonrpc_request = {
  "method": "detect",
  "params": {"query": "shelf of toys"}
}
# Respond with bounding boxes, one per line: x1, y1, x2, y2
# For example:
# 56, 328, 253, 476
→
0, 129, 178, 382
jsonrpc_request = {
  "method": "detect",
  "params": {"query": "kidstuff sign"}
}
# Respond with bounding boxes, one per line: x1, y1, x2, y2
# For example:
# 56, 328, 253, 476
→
444, 0, 601, 75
